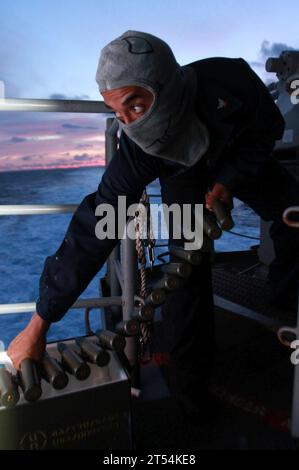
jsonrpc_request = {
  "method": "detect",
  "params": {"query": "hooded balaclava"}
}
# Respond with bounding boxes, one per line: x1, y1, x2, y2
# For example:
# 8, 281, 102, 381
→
95, 30, 210, 167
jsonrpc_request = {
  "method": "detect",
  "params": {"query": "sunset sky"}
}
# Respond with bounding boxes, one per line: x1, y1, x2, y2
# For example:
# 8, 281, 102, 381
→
0, 0, 298, 172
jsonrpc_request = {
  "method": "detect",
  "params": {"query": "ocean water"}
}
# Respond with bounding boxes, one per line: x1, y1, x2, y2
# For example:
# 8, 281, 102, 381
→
0, 167, 259, 347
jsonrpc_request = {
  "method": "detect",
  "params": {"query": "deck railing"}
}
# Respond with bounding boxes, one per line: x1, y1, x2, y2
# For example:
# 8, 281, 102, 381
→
0, 98, 160, 364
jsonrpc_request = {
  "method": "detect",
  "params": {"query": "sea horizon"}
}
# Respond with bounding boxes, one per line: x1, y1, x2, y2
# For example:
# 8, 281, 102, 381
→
0, 164, 106, 174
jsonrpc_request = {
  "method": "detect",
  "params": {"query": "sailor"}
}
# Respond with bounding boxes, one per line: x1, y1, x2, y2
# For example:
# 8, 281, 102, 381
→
7, 31, 299, 422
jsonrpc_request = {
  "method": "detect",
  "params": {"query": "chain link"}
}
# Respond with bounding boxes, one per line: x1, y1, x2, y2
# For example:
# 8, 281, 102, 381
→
135, 189, 155, 363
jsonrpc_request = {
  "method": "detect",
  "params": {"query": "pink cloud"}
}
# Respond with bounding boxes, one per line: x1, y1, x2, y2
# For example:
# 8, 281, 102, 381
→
0, 113, 107, 171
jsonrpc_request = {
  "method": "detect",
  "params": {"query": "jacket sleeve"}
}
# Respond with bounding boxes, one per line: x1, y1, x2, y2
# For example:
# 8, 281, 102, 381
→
211, 133, 280, 191
212, 58, 285, 190
36, 132, 161, 323
210, 161, 245, 190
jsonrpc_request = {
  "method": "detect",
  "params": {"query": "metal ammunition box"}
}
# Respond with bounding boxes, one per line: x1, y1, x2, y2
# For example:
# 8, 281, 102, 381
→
0, 337, 132, 450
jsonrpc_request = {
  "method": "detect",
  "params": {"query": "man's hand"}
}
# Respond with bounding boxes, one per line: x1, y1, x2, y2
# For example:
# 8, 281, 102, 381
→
7, 313, 50, 370
205, 182, 233, 212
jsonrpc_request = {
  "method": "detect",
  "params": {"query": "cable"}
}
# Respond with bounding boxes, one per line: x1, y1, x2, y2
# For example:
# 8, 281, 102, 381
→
152, 231, 260, 265
157, 251, 169, 262
227, 230, 260, 241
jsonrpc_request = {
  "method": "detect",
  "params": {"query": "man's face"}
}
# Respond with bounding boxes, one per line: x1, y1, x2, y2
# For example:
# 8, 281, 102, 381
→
102, 85, 154, 124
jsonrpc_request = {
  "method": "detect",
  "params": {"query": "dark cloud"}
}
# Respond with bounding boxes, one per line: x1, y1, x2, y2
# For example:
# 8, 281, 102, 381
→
49, 160, 68, 166
265, 78, 276, 86
21, 156, 32, 161
260, 41, 295, 60
76, 143, 94, 149
73, 95, 91, 101
49, 94, 68, 100
21, 155, 43, 161
73, 153, 91, 161
10, 136, 27, 143
249, 41, 297, 80
62, 123, 98, 130
49, 93, 91, 100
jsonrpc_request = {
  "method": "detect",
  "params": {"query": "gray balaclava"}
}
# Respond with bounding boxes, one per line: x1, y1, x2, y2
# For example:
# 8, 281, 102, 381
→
95, 30, 210, 167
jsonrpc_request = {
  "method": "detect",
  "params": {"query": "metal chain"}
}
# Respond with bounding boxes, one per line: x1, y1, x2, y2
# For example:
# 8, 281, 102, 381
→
135, 193, 147, 298
135, 189, 155, 363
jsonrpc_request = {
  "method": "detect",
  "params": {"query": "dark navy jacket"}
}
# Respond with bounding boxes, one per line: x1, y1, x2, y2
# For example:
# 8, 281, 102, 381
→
36, 57, 285, 322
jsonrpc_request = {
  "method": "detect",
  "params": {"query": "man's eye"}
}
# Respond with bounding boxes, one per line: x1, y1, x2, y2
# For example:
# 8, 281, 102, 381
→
132, 105, 144, 113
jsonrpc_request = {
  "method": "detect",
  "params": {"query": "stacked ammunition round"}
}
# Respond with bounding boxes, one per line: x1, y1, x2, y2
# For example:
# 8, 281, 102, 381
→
75, 338, 110, 367
133, 304, 155, 322
115, 319, 140, 337
203, 214, 222, 240
20, 359, 42, 402
145, 289, 166, 307
57, 343, 90, 381
161, 262, 192, 279
169, 245, 202, 265
212, 200, 234, 231
0, 367, 20, 408
153, 274, 182, 292
41, 352, 69, 390
96, 330, 126, 352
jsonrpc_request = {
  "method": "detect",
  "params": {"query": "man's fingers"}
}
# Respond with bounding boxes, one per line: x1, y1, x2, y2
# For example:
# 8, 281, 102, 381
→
206, 196, 233, 213
7, 348, 20, 370
219, 197, 233, 211
205, 192, 219, 211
